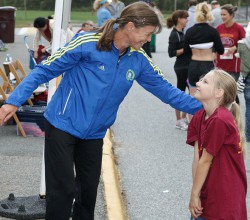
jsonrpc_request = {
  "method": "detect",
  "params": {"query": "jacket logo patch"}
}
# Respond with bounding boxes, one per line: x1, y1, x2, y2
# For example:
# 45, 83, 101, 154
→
126, 69, 135, 81
98, 65, 105, 71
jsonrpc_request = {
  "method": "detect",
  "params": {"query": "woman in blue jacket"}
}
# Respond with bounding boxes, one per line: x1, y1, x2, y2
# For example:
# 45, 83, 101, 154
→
0, 2, 202, 220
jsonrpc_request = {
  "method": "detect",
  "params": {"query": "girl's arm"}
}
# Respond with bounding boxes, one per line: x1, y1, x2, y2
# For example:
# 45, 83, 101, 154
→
192, 141, 199, 183
189, 148, 213, 218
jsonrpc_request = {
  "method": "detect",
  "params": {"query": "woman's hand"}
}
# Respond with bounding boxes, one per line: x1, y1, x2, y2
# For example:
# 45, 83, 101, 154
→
0, 104, 18, 125
225, 46, 237, 55
189, 193, 203, 219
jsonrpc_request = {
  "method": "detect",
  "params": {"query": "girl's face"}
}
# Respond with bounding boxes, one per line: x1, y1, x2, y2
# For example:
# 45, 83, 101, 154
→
194, 72, 217, 102
221, 9, 234, 24
178, 17, 188, 28
128, 25, 156, 50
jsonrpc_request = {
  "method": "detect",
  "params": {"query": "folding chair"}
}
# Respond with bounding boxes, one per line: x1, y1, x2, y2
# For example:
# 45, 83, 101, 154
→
3, 60, 46, 106
0, 67, 26, 137
3, 59, 29, 88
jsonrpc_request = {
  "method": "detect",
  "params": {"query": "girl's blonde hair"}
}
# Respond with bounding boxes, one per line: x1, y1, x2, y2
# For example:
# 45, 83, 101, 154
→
212, 69, 246, 156
95, 2, 162, 51
195, 2, 214, 23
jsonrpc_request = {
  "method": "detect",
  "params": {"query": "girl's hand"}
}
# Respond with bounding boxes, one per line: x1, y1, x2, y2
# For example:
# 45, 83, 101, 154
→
189, 194, 203, 218
0, 104, 18, 125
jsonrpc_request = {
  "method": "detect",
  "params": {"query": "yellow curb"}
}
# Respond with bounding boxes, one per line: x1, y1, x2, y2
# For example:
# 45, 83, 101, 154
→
102, 129, 126, 220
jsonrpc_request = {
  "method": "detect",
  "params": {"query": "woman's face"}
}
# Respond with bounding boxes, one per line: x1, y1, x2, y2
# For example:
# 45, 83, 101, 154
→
178, 17, 188, 28
221, 9, 234, 24
128, 25, 156, 50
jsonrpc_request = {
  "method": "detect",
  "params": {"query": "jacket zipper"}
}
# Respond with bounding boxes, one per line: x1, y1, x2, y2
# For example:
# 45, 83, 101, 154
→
62, 88, 72, 115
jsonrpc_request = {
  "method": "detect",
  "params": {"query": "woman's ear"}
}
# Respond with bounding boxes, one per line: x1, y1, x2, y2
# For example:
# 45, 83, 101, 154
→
126, 22, 135, 32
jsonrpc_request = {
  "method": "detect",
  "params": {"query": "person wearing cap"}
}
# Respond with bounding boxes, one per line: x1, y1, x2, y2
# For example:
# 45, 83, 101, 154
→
237, 22, 250, 143
93, 0, 113, 27
211, 0, 222, 28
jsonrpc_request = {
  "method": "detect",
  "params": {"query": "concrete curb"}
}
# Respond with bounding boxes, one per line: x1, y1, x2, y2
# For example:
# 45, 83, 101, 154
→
102, 129, 126, 220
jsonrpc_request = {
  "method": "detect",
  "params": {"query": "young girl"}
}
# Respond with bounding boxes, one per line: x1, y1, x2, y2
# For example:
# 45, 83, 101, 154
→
187, 69, 247, 219
167, 10, 190, 130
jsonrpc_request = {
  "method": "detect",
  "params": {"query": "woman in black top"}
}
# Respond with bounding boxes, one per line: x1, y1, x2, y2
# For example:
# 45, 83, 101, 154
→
184, 2, 224, 97
167, 10, 190, 130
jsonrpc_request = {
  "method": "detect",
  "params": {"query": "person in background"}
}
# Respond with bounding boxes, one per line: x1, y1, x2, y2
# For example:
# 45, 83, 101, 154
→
77, 20, 94, 33
0, 2, 202, 219
184, 2, 224, 97
215, 4, 245, 104
93, 0, 113, 27
187, 69, 247, 220
184, 0, 197, 33
167, 10, 190, 130
33, 16, 73, 59
237, 22, 250, 143
139, 0, 154, 58
108, 0, 125, 19
210, 0, 222, 28
149, 1, 165, 25
148, 1, 165, 54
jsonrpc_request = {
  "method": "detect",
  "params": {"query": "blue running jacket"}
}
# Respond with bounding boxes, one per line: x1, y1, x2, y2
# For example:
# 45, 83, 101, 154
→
6, 33, 202, 139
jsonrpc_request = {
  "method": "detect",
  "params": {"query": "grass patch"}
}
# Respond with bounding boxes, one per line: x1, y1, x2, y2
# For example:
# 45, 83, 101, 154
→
15, 10, 97, 27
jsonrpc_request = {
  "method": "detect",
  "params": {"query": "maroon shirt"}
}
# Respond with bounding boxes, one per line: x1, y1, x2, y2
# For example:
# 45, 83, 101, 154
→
216, 22, 245, 73
187, 107, 247, 220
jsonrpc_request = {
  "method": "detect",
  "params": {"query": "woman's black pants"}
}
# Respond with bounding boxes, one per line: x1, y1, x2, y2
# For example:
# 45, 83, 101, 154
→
44, 121, 103, 220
